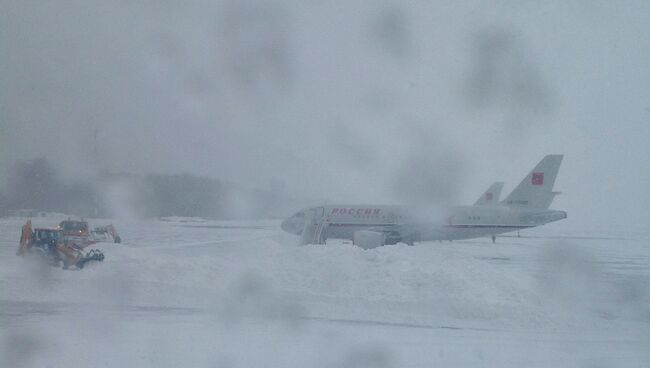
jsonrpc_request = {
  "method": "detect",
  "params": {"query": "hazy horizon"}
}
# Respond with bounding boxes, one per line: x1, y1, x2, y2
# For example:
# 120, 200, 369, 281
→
1, 1, 648, 231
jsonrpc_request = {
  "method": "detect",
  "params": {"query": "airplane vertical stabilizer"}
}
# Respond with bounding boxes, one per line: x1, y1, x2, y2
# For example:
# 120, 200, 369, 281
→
501, 155, 563, 209
474, 182, 504, 206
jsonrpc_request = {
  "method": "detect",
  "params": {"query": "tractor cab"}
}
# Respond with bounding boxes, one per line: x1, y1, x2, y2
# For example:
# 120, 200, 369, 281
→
59, 219, 89, 235
58, 219, 93, 247
33, 228, 64, 245
32, 228, 65, 255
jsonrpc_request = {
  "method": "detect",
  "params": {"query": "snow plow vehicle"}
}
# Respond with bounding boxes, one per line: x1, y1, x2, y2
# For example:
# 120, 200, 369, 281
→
17, 220, 105, 270
58, 219, 121, 247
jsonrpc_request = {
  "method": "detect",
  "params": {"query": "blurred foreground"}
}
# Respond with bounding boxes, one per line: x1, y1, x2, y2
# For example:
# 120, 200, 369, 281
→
1, 215, 648, 367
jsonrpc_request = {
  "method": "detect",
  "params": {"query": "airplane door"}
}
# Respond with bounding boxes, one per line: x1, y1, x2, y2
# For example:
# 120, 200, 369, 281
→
299, 207, 325, 245
387, 211, 398, 224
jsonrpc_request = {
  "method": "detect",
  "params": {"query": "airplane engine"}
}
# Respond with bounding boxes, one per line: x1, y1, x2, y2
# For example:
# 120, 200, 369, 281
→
352, 230, 385, 249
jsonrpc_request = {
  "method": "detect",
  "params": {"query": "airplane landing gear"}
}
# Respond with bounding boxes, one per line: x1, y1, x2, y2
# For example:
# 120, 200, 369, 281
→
491, 235, 496, 243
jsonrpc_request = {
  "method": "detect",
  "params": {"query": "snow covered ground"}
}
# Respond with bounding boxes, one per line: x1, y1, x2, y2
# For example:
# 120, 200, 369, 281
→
1, 215, 648, 367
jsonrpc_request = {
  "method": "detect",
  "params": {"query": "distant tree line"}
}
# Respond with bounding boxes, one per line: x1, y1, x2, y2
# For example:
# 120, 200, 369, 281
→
0, 157, 303, 219
2, 157, 96, 215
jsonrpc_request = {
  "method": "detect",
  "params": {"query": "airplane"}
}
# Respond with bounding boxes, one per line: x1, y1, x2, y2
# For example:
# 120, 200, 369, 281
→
281, 155, 567, 248
474, 182, 504, 206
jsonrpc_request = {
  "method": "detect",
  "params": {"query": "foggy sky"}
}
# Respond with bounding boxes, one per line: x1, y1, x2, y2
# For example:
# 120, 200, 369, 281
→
1, 1, 648, 231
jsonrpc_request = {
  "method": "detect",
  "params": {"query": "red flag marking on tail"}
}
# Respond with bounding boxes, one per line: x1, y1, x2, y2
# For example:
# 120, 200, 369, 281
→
532, 172, 544, 185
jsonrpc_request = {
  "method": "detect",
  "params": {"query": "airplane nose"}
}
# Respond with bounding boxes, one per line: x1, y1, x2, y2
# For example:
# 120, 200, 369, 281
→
281, 218, 292, 233
281, 217, 302, 234
281, 211, 308, 235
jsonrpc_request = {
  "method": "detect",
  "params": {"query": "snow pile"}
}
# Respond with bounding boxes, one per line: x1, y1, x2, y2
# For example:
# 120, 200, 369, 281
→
1, 217, 648, 367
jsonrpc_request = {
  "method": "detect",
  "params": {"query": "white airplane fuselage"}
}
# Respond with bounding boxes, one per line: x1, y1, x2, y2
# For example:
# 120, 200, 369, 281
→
281, 204, 567, 245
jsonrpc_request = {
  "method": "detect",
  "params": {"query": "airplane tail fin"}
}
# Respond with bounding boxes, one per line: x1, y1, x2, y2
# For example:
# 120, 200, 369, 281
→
474, 182, 504, 206
501, 155, 563, 209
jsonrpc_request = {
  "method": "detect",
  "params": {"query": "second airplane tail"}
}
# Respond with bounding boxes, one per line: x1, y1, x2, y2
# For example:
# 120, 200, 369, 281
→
501, 155, 563, 209
474, 182, 504, 206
